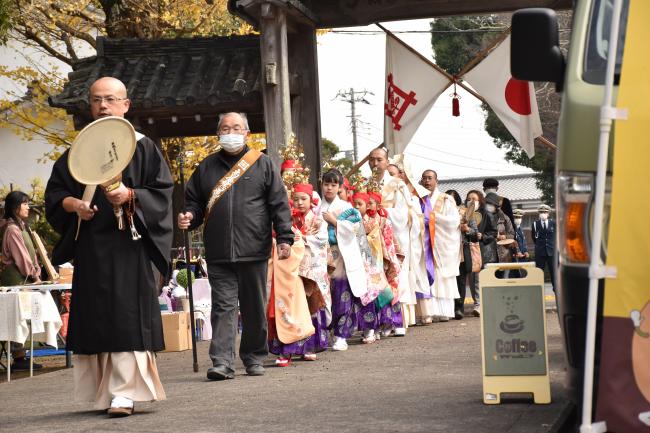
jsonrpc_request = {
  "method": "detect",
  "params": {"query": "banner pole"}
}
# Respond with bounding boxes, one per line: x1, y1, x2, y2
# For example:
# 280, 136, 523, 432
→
376, 22, 556, 156
456, 27, 512, 78
345, 144, 384, 177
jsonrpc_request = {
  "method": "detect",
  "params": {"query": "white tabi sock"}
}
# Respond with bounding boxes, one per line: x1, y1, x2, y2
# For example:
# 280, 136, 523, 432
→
110, 396, 134, 409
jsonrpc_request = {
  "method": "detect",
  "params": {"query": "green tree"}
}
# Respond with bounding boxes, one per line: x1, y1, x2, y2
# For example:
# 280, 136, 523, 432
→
0, 0, 13, 44
1, 1, 253, 250
321, 137, 353, 175
430, 16, 501, 76
430, 15, 570, 204
1, 0, 252, 163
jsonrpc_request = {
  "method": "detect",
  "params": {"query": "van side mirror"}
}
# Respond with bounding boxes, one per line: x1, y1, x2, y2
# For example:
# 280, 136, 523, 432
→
511, 8, 565, 91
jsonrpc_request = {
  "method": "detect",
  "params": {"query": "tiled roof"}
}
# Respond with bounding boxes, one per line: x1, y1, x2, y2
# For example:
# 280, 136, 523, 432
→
49, 35, 263, 133
438, 173, 542, 202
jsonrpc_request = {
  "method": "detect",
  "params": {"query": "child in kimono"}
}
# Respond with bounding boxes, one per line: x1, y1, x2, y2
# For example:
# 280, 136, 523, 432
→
367, 191, 404, 338
338, 177, 354, 206
321, 169, 367, 351
352, 191, 392, 344
269, 183, 331, 366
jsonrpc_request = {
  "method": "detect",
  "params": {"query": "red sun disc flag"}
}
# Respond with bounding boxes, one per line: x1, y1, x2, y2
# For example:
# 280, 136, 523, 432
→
384, 32, 451, 156
463, 35, 542, 157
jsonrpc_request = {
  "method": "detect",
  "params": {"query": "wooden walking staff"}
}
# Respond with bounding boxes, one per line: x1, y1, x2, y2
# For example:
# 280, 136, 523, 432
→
177, 149, 199, 373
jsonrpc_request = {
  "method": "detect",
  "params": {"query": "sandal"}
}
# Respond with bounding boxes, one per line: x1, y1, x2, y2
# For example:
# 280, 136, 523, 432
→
107, 406, 134, 417
302, 353, 317, 361
275, 356, 292, 367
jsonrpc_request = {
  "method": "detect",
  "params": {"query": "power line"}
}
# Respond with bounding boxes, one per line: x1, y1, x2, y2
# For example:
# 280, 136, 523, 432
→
335, 88, 374, 164
355, 135, 524, 174
364, 123, 513, 165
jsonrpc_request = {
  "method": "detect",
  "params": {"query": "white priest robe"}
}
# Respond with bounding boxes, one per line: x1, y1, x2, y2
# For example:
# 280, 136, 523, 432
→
380, 171, 429, 326
423, 188, 462, 318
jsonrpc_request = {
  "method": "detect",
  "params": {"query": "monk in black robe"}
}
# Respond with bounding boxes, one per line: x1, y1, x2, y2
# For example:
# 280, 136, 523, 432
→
45, 77, 173, 417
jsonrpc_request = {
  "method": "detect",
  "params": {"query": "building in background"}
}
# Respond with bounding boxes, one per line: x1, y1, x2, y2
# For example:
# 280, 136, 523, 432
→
439, 173, 551, 252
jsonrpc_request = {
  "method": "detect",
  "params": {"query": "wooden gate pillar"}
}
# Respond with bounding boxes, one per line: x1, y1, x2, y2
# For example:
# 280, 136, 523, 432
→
259, 2, 292, 166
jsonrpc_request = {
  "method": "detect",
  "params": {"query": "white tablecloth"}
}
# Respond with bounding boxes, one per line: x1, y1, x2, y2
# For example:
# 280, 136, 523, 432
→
190, 278, 212, 340
0, 291, 62, 348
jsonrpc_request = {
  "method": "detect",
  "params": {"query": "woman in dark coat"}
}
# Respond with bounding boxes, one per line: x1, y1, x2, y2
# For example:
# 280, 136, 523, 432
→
456, 190, 498, 318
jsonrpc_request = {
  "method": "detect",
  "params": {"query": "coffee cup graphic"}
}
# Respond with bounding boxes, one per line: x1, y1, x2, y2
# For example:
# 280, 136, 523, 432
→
500, 314, 525, 334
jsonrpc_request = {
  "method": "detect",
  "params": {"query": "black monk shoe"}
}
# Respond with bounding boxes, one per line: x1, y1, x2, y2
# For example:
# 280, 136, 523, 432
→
207, 365, 235, 381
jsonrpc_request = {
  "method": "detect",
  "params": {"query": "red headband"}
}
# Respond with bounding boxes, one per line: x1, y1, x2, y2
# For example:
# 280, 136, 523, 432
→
368, 192, 382, 204
342, 177, 352, 190
293, 183, 313, 196
281, 160, 301, 172
353, 192, 370, 204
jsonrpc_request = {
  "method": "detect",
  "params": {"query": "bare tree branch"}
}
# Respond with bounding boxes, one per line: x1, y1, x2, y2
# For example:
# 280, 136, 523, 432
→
49, 1, 104, 29
61, 32, 78, 62
22, 27, 72, 65
176, 3, 220, 37
35, 5, 97, 49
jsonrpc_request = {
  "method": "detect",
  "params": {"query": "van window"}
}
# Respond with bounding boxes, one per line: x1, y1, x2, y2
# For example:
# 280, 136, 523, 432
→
583, 0, 630, 84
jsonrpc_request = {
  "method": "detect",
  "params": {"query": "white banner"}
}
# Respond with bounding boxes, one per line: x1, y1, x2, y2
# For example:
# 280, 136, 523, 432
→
384, 33, 450, 156
463, 35, 542, 158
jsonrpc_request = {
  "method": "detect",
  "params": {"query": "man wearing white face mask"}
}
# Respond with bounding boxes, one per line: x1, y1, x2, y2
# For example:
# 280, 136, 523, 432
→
531, 204, 555, 291
178, 112, 293, 380
513, 208, 529, 261
483, 178, 515, 229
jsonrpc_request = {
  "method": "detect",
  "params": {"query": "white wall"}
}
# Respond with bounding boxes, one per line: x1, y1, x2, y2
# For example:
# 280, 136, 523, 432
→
0, 117, 61, 190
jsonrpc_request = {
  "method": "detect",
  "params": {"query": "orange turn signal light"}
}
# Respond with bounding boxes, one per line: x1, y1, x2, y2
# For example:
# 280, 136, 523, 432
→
565, 202, 589, 263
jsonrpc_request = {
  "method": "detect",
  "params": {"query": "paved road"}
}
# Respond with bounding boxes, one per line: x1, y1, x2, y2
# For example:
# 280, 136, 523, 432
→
0, 311, 571, 433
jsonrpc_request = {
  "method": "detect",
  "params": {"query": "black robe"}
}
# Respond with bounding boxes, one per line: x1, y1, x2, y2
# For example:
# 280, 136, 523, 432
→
45, 135, 173, 354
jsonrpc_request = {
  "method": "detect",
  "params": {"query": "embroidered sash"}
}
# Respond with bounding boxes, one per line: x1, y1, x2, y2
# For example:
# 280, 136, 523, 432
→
428, 193, 447, 266
205, 149, 262, 221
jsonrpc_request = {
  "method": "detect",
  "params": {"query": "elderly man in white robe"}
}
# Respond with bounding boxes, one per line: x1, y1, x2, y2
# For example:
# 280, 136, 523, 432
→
419, 169, 462, 320
368, 148, 428, 335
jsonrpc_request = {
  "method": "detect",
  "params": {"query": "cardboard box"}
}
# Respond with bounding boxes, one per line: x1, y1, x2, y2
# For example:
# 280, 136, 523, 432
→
161, 312, 193, 352
57, 267, 73, 284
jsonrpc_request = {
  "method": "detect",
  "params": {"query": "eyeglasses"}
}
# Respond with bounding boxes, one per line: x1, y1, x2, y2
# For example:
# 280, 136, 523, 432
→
218, 126, 247, 134
90, 96, 127, 105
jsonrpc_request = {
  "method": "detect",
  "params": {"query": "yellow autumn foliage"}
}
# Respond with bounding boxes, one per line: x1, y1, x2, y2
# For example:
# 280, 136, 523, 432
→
1, 0, 253, 180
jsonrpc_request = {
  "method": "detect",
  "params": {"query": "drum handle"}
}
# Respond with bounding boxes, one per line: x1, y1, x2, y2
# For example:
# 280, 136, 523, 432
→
75, 185, 97, 240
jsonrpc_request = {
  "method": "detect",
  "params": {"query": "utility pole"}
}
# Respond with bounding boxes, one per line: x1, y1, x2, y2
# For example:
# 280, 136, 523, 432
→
335, 88, 373, 164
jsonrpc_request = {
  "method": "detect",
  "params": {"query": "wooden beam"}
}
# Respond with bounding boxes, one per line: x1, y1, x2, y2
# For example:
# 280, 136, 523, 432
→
289, 24, 323, 185
259, 2, 293, 165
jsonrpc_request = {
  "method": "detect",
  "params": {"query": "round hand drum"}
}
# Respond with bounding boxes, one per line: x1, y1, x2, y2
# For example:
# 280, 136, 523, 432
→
68, 116, 136, 188
68, 116, 136, 236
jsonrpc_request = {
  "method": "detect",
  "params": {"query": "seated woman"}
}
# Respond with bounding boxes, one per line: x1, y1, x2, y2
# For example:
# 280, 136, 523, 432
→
1, 191, 43, 370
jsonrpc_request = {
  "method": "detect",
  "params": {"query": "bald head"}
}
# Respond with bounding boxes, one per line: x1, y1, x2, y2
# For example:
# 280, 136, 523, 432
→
368, 147, 389, 177
89, 77, 130, 120
90, 77, 127, 97
420, 169, 438, 191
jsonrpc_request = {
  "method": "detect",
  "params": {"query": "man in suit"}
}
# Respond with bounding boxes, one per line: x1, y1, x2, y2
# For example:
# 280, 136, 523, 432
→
513, 208, 529, 261
483, 178, 515, 228
531, 204, 555, 291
